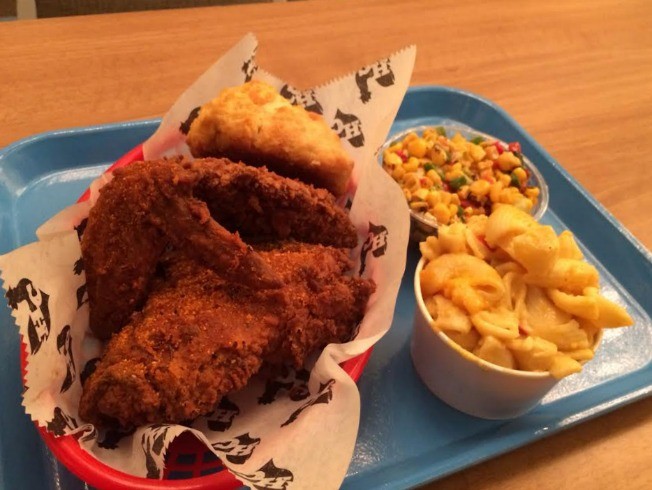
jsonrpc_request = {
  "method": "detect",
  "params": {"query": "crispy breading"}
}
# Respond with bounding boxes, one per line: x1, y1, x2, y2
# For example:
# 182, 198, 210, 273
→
186, 81, 354, 196
79, 243, 375, 428
81, 157, 358, 340
193, 158, 357, 248
81, 158, 283, 340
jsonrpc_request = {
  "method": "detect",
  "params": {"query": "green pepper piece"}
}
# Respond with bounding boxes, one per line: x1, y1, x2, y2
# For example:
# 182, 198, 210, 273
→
424, 163, 436, 172
436, 126, 447, 137
470, 136, 485, 145
510, 172, 520, 188
449, 176, 468, 191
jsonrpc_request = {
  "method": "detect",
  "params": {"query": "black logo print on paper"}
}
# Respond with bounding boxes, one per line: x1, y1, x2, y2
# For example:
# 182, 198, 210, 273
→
74, 218, 87, 241
231, 459, 294, 490
281, 379, 335, 427
142, 424, 171, 479
212, 432, 261, 465
57, 325, 76, 393
206, 396, 240, 432
279, 84, 323, 114
73, 258, 88, 310
76, 284, 88, 310
332, 109, 365, 148
98, 426, 137, 450
359, 222, 389, 276
73, 258, 84, 276
6, 278, 51, 355
242, 54, 257, 82
46, 407, 78, 436
179, 106, 201, 135
80, 357, 101, 386
259, 366, 310, 405
355, 59, 395, 103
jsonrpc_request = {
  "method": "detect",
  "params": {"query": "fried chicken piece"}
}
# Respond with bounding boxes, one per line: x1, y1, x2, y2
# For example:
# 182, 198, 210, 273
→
191, 158, 357, 248
79, 243, 374, 428
81, 158, 283, 340
82, 157, 357, 340
256, 242, 375, 368
186, 81, 354, 196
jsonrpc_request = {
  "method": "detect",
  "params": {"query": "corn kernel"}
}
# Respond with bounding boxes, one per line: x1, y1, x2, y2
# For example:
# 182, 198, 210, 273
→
469, 144, 486, 162
430, 148, 446, 165
497, 151, 521, 171
426, 169, 442, 184
407, 138, 428, 158
426, 190, 441, 206
403, 160, 419, 173
451, 194, 461, 205
448, 204, 458, 217
413, 188, 429, 201
433, 202, 452, 224
403, 188, 411, 201
392, 165, 406, 180
445, 169, 463, 181
450, 133, 467, 152
525, 187, 540, 199
499, 173, 511, 187
469, 179, 491, 197
499, 187, 517, 203
457, 185, 470, 199
513, 167, 527, 183
410, 201, 428, 211
513, 196, 533, 212
477, 159, 492, 170
384, 151, 402, 167
389, 142, 403, 153
485, 145, 499, 160
403, 132, 418, 143
404, 173, 420, 192
441, 192, 453, 205
489, 182, 503, 202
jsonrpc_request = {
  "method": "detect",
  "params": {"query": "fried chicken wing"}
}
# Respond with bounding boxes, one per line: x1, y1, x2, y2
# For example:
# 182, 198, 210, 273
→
81, 158, 282, 340
192, 158, 357, 248
79, 243, 374, 428
82, 158, 358, 340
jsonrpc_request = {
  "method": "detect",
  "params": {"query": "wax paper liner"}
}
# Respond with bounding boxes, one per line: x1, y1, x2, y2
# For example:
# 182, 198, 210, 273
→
0, 34, 415, 490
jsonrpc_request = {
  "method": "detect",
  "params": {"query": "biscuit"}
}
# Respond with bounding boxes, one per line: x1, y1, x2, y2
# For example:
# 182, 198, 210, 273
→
186, 81, 354, 196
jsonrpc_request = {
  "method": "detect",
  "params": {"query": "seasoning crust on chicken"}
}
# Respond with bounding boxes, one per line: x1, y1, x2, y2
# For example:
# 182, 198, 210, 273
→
79, 243, 374, 428
81, 158, 357, 340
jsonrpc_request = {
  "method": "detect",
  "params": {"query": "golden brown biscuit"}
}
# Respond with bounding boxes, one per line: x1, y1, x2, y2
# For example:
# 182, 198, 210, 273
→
186, 81, 354, 196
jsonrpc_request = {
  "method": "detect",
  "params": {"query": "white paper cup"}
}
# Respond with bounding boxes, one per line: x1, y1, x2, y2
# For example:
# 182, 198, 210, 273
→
410, 257, 558, 419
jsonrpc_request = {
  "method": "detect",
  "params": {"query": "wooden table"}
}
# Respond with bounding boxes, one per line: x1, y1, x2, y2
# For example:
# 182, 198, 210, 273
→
1, 0, 651, 488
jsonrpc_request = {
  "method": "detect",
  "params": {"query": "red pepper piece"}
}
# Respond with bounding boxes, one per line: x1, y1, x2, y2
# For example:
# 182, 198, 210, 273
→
494, 142, 504, 154
508, 142, 522, 153
396, 150, 408, 162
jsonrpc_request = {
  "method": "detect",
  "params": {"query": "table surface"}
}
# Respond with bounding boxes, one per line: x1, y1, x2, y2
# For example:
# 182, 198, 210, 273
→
1, 0, 651, 489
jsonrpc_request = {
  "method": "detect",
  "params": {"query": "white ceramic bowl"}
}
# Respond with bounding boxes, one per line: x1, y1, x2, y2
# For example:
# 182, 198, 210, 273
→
411, 257, 558, 419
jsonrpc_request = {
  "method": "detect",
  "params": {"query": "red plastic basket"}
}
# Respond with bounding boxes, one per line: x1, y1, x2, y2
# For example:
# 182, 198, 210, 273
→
23, 145, 373, 490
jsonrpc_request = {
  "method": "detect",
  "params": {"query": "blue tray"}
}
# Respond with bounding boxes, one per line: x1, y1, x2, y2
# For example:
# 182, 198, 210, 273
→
1, 86, 650, 490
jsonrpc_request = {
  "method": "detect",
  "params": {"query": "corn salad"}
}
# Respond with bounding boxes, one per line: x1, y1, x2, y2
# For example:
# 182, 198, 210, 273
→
382, 127, 540, 225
